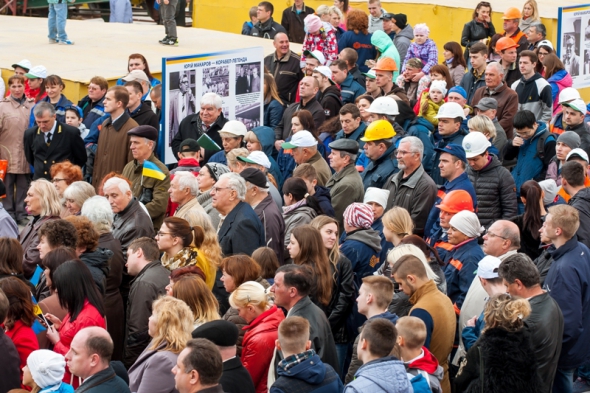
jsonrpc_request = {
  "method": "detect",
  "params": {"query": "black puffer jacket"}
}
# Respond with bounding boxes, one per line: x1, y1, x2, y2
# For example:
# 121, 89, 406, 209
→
454, 327, 542, 393
466, 155, 517, 228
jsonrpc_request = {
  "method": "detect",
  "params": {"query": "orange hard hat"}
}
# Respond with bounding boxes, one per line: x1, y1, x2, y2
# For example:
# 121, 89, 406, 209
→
373, 57, 398, 72
502, 7, 522, 19
495, 37, 519, 52
436, 190, 474, 214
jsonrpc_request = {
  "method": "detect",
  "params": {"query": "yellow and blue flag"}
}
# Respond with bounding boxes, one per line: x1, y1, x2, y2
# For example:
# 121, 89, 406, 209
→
143, 160, 166, 181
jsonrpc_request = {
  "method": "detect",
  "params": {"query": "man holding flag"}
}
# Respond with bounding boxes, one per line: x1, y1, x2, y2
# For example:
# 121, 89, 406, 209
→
122, 125, 170, 231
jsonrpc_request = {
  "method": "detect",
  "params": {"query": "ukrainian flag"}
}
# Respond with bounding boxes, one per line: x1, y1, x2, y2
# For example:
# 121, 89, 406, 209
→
143, 160, 166, 181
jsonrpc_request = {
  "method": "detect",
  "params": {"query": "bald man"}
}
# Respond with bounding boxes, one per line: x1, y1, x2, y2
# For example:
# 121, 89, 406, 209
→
264, 32, 304, 104
274, 76, 326, 150
66, 327, 130, 392
451, 220, 521, 367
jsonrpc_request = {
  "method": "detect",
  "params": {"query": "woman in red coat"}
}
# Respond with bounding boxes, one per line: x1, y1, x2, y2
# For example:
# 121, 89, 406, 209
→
0, 277, 40, 386
229, 281, 285, 393
45, 259, 105, 388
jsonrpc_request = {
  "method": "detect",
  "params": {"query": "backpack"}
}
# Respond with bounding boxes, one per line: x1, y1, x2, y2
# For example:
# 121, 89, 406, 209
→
535, 129, 556, 180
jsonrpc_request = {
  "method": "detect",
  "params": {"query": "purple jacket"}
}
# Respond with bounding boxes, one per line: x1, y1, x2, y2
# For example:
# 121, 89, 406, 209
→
402, 38, 438, 74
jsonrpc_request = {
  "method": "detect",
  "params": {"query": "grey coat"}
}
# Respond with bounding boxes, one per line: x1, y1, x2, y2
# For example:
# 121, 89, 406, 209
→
326, 163, 365, 229
384, 165, 437, 236
282, 204, 317, 262
128, 341, 179, 393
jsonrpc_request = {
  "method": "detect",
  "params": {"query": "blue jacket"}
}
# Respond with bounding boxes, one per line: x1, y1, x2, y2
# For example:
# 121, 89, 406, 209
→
338, 31, 377, 73
30, 94, 73, 127
361, 143, 397, 190
208, 150, 227, 165
40, 383, 74, 393
264, 99, 284, 129
335, 122, 367, 149
544, 237, 590, 369
372, 216, 393, 265
339, 73, 365, 104
424, 172, 477, 238
505, 122, 556, 195
406, 117, 435, 173
83, 113, 110, 145
461, 310, 485, 351
344, 356, 412, 393
271, 352, 343, 393
444, 237, 484, 312
116, 77, 161, 101
430, 130, 466, 186
252, 126, 283, 189
426, 226, 452, 265
340, 228, 382, 288
217, 201, 265, 256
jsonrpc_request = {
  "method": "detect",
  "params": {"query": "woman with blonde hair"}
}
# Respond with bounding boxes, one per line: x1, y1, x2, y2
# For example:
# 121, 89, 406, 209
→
455, 294, 542, 392
171, 275, 220, 329
382, 206, 413, 247
21, 179, 62, 280
128, 296, 193, 393
156, 216, 216, 289
468, 114, 506, 160
62, 181, 95, 217
229, 281, 284, 393
263, 73, 284, 129
226, 147, 249, 173
520, 0, 540, 34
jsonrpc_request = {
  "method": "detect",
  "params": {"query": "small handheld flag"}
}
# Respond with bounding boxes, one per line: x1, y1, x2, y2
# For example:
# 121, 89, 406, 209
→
143, 160, 167, 181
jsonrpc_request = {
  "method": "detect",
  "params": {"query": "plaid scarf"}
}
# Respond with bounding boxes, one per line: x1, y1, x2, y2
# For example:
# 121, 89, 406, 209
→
278, 349, 316, 372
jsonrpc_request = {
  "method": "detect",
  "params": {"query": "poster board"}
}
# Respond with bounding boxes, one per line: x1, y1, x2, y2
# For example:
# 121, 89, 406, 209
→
162, 47, 264, 164
558, 4, 590, 88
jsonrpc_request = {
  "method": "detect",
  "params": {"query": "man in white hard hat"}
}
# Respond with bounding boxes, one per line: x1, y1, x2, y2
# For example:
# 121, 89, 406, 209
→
549, 86, 584, 135
430, 102, 467, 185
462, 131, 517, 229
208, 120, 248, 166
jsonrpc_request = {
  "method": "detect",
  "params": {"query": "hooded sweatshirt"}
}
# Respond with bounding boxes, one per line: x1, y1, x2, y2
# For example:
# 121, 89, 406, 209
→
271, 351, 343, 393
394, 24, 414, 63
252, 126, 283, 187
547, 70, 573, 115
405, 347, 444, 393
510, 72, 552, 125
344, 356, 412, 393
371, 30, 401, 80
340, 228, 382, 288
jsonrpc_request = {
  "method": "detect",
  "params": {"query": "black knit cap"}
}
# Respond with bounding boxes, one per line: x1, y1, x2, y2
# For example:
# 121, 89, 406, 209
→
191, 320, 239, 346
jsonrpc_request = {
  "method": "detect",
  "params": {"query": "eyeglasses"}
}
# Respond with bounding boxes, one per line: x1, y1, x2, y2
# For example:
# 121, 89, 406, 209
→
51, 178, 67, 183
211, 186, 231, 193
156, 231, 174, 237
396, 150, 415, 156
485, 231, 508, 240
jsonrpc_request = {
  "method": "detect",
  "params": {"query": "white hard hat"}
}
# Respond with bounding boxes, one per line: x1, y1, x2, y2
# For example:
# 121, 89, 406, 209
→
219, 120, 247, 137
435, 102, 466, 119
462, 132, 491, 158
559, 87, 581, 104
366, 96, 399, 116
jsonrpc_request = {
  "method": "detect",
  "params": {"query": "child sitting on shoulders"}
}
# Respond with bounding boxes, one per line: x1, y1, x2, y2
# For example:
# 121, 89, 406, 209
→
397, 316, 444, 393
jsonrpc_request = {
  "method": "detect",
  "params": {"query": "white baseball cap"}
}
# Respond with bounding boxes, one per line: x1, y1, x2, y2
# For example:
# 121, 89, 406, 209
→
219, 120, 248, 137
304, 50, 326, 66
25, 65, 47, 79
562, 98, 586, 114
567, 148, 589, 163
537, 39, 554, 50
462, 132, 491, 158
12, 59, 31, 72
559, 87, 581, 104
435, 102, 466, 119
363, 187, 390, 209
477, 255, 502, 279
314, 66, 335, 84
123, 69, 149, 83
238, 151, 271, 169
281, 130, 318, 149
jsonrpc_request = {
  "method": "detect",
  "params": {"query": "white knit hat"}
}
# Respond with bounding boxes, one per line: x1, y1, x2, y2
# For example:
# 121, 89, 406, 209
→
538, 179, 558, 206
429, 80, 447, 96
363, 187, 390, 209
27, 350, 67, 388
449, 210, 483, 238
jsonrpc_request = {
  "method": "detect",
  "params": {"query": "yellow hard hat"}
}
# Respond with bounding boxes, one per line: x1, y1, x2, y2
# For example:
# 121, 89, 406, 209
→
361, 120, 396, 142
373, 57, 398, 72
502, 7, 522, 19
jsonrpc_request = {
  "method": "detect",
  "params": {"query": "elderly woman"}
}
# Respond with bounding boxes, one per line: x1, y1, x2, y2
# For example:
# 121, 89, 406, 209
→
49, 161, 83, 218
196, 162, 229, 228
20, 179, 62, 280
226, 147, 249, 173
62, 181, 95, 217
128, 296, 193, 393
80, 195, 125, 360
0, 75, 34, 226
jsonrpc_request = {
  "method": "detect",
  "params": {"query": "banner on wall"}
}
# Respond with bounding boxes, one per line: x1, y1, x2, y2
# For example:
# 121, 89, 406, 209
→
558, 4, 590, 89
161, 47, 264, 165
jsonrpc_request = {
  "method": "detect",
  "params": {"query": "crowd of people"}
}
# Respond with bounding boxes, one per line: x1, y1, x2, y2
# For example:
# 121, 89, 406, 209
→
0, 0, 590, 392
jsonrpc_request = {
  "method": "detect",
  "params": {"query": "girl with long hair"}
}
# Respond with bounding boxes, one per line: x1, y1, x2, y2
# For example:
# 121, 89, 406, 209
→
263, 73, 284, 129
128, 296, 193, 393
171, 275, 220, 329
543, 53, 572, 115
116, 53, 161, 88
520, 0, 540, 34
443, 42, 467, 86
511, 180, 546, 259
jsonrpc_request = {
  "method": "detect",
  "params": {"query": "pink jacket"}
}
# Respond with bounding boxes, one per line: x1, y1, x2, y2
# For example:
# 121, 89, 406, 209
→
301, 29, 338, 66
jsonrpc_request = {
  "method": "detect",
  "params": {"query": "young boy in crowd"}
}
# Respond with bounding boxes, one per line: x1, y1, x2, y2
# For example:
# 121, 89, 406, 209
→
65, 106, 89, 140
396, 316, 444, 393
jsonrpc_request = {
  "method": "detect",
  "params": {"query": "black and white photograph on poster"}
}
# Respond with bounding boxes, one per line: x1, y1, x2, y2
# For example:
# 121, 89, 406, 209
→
203, 66, 230, 97
563, 18, 581, 77
585, 49, 590, 74
168, 70, 196, 146
162, 47, 265, 164
235, 63, 261, 95
236, 103, 261, 130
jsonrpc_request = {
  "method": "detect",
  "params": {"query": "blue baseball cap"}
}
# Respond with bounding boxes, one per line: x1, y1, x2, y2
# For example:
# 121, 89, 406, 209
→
435, 143, 466, 162
448, 86, 467, 99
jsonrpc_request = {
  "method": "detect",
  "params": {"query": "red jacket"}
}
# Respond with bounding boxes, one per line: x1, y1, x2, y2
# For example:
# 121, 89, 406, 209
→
6, 320, 39, 387
241, 305, 285, 393
54, 300, 106, 388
